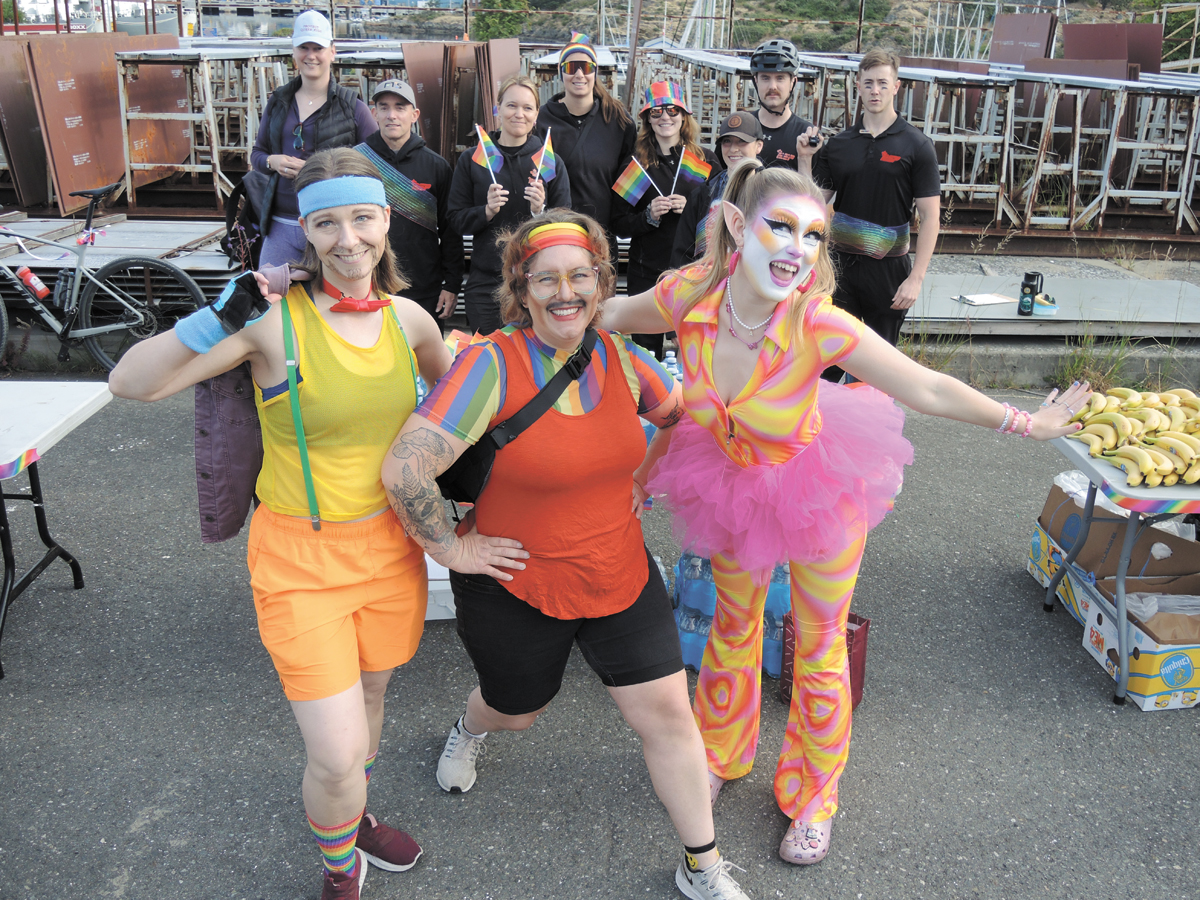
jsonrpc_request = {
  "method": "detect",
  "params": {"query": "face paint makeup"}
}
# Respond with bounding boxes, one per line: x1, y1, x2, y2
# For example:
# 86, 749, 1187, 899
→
739, 193, 826, 303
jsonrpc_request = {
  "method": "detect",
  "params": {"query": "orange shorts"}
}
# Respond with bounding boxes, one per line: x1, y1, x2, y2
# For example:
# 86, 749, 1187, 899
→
247, 504, 428, 701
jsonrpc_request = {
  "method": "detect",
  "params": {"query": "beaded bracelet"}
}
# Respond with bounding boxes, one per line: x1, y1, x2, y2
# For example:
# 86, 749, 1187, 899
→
1021, 412, 1035, 438
996, 405, 1013, 433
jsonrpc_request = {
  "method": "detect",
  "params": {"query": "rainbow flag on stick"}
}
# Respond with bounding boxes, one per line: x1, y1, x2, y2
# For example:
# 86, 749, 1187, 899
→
671, 147, 712, 193
533, 127, 557, 182
471, 124, 502, 183
612, 157, 662, 205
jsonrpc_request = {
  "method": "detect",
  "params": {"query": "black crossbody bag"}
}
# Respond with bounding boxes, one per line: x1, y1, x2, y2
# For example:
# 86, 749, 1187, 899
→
436, 329, 597, 503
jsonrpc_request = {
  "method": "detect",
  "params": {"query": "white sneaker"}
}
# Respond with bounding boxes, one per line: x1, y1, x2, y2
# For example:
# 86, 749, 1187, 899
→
436, 715, 486, 793
675, 855, 750, 900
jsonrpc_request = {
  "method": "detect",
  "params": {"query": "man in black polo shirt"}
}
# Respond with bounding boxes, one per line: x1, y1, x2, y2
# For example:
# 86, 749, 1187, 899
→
749, 39, 815, 171
800, 48, 940, 380
355, 79, 463, 324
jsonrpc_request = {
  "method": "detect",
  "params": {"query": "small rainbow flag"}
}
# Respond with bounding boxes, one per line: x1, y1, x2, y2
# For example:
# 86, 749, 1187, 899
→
533, 128, 557, 182
612, 157, 657, 205
471, 124, 503, 177
0, 447, 40, 481
675, 147, 712, 188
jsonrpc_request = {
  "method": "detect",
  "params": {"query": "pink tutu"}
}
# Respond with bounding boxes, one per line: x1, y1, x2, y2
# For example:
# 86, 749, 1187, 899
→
647, 380, 914, 584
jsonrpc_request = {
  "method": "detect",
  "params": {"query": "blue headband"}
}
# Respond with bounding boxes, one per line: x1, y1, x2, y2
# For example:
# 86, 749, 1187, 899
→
297, 176, 388, 218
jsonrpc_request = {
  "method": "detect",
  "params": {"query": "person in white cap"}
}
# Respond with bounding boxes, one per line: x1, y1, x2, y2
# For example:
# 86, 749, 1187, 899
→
251, 10, 377, 269
355, 79, 463, 325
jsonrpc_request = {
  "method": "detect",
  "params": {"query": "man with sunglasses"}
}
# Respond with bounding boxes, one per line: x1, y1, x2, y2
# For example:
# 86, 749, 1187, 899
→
536, 33, 637, 256
356, 80, 463, 325
749, 38, 818, 172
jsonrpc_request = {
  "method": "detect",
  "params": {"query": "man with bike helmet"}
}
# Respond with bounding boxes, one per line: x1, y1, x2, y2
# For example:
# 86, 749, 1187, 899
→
749, 39, 818, 170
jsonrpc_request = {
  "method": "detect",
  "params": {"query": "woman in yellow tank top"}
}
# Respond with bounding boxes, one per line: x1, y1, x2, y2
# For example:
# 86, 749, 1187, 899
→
109, 149, 452, 900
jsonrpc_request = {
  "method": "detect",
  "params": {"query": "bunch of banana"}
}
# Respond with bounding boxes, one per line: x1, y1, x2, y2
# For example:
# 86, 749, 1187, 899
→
1067, 388, 1200, 487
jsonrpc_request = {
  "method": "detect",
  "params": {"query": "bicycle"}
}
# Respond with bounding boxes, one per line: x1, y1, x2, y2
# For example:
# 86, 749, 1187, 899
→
0, 182, 206, 371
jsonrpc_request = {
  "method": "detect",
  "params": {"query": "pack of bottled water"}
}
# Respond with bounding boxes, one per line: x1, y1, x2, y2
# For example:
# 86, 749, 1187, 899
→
673, 550, 791, 678
662, 349, 683, 383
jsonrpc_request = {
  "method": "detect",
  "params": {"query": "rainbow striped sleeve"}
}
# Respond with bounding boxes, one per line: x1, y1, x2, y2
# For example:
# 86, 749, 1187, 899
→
415, 342, 505, 444
611, 333, 676, 415
809, 297, 866, 366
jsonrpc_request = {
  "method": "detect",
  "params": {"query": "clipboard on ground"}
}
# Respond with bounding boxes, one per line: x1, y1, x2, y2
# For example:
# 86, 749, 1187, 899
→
952, 293, 1019, 306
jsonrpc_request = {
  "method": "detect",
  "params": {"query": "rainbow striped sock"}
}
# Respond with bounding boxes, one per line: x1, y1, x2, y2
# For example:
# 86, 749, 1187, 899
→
364, 751, 378, 786
308, 811, 363, 876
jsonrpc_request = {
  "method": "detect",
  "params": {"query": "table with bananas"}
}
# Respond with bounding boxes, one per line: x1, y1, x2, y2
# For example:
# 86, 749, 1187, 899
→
1047, 387, 1200, 705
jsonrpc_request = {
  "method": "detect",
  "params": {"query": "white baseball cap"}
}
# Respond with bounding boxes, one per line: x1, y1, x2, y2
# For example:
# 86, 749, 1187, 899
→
293, 10, 332, 48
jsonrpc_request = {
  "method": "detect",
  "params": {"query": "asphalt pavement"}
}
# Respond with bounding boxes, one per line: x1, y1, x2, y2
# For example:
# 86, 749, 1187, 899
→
1, 381, 1197, 900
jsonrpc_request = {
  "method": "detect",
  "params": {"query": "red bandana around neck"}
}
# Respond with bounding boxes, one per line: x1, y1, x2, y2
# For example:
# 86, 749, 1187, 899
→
322, 278, 391, 313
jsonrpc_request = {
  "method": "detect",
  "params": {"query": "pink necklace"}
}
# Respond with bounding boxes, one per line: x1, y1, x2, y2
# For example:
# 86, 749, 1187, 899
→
724, 281, 772, 350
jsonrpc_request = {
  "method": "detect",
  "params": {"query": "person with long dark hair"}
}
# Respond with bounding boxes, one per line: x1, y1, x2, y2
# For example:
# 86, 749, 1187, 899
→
110, 149, 452, 900
602, 160, 1087, 868
610, 82, 716, 358
536, 32, 637, 254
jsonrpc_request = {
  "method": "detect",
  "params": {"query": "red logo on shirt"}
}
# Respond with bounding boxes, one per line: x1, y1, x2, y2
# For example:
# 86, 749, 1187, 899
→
880, 151, 902, 163
412, 179, 431, 191
775, 149, 796, 162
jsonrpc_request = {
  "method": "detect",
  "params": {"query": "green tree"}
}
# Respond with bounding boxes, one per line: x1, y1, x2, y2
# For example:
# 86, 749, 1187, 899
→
2, 0, 26, 23
471, 0, 529, 40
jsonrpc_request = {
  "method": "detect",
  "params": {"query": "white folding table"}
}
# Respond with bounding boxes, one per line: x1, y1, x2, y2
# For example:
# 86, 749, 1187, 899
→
1044, 435, 1200, 703
0, 381, 112, 678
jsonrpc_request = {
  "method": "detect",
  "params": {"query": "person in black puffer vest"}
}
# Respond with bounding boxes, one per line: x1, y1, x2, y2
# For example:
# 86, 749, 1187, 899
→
610, 81, 717, 358
448, 74, 571, 335
250, 10, 377, 268
535, 32, 636, 262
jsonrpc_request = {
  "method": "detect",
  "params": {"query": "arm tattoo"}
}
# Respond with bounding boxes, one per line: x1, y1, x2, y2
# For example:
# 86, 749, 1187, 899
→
659, 399, 686, 428
387, 428, 458, 556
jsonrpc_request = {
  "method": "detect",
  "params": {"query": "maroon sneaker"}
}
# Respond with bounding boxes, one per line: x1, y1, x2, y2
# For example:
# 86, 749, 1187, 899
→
355, 813, 423, 872
320, 849, 368, 900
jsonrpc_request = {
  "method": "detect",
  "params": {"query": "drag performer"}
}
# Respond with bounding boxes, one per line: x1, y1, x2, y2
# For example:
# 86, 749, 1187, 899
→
601, 160, 1087, 866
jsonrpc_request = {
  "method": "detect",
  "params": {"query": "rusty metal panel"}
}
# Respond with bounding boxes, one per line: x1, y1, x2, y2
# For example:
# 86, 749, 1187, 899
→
123, 37, 192, 187
1063, 24, 1164, 75
26, 33, 182, 216
0, 37, 46, 207
989, 13, 1057, 65
402, 41, 446, 156
442, 43, 480, 163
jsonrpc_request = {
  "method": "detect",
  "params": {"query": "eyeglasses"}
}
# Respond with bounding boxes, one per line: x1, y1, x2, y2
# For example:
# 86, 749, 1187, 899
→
648, 106, 683, 119
561, 60, 596, 76
292, 123, 305, 152
525, 267, 599, 300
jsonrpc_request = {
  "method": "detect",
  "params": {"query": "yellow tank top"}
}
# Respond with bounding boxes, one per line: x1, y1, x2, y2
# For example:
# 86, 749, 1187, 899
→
255, 284, 417, 521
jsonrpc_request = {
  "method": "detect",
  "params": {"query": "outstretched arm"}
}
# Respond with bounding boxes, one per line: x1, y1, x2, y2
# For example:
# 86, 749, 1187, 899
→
842, 327, 1088, 439
382, 417, 528, 580
599, 287, 673, 335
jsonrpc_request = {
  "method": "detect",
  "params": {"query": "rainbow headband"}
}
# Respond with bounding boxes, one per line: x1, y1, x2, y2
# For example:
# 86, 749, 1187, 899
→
521, 222, 593, 262
297, 176, 388, 218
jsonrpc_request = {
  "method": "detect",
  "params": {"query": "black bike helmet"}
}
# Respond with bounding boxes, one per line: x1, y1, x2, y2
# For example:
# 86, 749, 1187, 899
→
750, 39, 800, 75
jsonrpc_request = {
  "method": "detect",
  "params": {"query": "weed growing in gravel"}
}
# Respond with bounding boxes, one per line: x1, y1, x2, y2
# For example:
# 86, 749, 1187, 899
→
1049, 328, 1136, 392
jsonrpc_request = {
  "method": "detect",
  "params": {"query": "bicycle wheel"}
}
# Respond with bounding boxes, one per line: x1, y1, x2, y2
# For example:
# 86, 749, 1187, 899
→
78, 256, 205, 371
0, 296, 8, 367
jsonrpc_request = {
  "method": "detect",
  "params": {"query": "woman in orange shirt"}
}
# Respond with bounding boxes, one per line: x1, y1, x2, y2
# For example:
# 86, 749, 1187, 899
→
601, 160, 1089, 866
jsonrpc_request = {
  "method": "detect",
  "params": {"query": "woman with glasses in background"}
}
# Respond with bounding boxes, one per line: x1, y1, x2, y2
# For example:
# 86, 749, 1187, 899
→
611, 82, 717, 359
251, 9, 378, 268
535, 33, 637, 259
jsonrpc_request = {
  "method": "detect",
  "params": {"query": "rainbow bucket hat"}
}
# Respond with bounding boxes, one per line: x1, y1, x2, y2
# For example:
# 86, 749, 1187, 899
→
640, 81, 691, 115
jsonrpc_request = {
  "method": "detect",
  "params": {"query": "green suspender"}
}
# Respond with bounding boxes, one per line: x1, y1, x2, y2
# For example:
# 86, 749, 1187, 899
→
277, 295, 415, 534
279, 295, 321, 531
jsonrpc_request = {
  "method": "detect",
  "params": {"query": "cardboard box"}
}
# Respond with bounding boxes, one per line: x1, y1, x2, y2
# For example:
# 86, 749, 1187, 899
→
1027, 485, 1200, 709
1082, 574, 1200, 711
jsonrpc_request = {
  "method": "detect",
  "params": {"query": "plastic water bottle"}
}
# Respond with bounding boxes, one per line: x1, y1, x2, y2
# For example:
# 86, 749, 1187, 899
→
16, 266, 49, 300
415, 376, 428, 405
663, 350, 680, 382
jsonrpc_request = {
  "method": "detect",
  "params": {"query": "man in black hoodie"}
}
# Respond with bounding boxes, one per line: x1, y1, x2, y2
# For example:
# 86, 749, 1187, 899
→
356, 79, 463, 324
